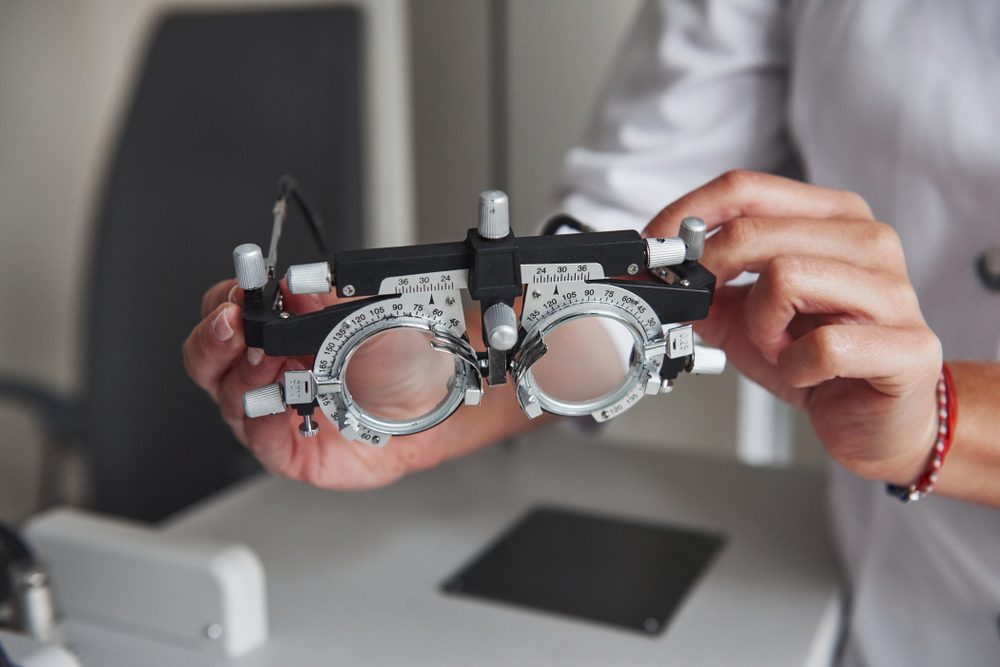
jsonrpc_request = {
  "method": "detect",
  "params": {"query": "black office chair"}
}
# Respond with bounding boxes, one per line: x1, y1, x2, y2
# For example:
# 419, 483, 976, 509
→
0, 6, 365, 522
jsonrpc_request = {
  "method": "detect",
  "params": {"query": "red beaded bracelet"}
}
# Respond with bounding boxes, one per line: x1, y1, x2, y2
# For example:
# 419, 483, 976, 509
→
886, 364, 958, 503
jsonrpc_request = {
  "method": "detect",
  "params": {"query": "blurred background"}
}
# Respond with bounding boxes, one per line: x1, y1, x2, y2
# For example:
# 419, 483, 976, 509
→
0, 0, 823, 525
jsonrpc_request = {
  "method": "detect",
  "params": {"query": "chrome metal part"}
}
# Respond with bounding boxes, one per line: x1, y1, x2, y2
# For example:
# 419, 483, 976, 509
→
680, 217, 707, 261
312, 290, 481, 446
690, 345, 727, 375
483, 302, 518, 351
266, 198, 287, 272
478, 190, 510, 239
513, 282, 666, 420
283, 370, 317, 405
298, 414, 320, 438
287, 262, 332, 295
645, 237, 687, 268
666, 325, 694, 359
243, 383, 286, 418
233, 244, 268, 290
9, 562, 60, 643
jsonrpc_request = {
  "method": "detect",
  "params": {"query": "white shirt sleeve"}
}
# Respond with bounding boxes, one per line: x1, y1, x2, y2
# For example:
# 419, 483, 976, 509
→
558, 0, 796, 233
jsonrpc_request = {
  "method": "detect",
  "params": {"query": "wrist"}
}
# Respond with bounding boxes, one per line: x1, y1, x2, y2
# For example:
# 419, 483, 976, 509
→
885, 365, 957, 502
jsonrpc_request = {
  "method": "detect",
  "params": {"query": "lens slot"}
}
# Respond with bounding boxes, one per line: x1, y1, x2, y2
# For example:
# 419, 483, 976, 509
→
528, 315, 633, 403
315, 313, 480, 444
516, 307, 653, 419
342, 327, 458, 422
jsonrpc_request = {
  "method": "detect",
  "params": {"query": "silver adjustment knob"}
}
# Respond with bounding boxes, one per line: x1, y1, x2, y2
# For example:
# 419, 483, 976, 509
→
9, 561, 59, 643
287, 261, 332, 295
645, 237, 687, 268
233, 243, 269, 290
483, 302, 518, 351
690, 345, 726, 375
478, 190, 510, 239
244, 383, 287, 418
679, 217, 707, 261
299, 414, 320, 438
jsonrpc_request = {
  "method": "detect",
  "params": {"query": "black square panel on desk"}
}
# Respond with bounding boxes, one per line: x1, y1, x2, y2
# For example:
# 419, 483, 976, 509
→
442, 505, 725, 636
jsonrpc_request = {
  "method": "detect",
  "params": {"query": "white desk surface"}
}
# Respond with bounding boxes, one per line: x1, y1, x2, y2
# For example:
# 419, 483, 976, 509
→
69, 430, 841, 666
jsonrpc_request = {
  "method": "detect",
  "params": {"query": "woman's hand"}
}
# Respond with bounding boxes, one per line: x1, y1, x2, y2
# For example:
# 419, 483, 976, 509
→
645, 170, 943, 484
182, 280, 535, 490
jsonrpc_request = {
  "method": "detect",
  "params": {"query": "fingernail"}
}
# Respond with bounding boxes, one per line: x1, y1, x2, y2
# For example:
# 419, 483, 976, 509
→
227, 284, 240, 303
212, 306, 235, 342
247, 347, 264, 366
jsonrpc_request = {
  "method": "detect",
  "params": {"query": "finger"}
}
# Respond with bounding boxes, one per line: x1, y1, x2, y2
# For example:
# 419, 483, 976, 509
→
745, 256, 922, 362
645, 170, 874, 237
702, 216, 907, 284
776, 324, 942, 396
182, 302, 245, 401
692, 284, 809, 408
201, 279, 241, 319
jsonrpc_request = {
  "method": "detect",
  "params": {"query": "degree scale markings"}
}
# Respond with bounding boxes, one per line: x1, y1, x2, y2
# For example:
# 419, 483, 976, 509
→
314, 290, 467, 376
520, 262, 605, 285
521, 281, 660, 335
379, 270, 469, 295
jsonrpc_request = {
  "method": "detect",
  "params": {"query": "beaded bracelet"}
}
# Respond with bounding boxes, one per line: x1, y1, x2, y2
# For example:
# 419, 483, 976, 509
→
886, 364, 957, 503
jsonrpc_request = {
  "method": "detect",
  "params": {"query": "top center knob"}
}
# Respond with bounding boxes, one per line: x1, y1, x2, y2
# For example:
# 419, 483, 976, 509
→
478, 190, 510, 239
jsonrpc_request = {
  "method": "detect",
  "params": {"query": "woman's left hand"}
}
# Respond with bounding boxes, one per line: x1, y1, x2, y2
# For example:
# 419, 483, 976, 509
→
645, 170, 942, 484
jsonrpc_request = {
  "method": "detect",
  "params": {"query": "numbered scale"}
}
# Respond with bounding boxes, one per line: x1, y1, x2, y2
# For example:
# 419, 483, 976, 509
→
236, 188, 725, 445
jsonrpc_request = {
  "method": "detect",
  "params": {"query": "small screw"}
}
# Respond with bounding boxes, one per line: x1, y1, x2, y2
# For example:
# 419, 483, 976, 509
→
446, 296, 456, 306
627, 263, 639, 275
299, 415, 320, 437
343, 284, 356, 296
679, 279, 691, 287
205, 624, 224, 640
278, 311, 290, 319
531, 289, 541, 298
643, 617, 659, 633
372, 435, 381, 445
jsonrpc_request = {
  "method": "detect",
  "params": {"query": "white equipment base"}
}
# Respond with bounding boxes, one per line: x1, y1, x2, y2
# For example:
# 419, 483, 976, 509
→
37, 430, 841, 665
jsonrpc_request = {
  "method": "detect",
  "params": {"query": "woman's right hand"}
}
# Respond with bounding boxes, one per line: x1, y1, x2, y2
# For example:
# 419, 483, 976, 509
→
182, 279, 536, 490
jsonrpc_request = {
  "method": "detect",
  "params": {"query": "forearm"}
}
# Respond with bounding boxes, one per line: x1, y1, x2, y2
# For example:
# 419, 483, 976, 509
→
932, 361, 1000, 507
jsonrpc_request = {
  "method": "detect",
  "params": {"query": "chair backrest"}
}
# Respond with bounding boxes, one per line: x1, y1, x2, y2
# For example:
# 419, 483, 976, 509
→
85, 6, 365, 521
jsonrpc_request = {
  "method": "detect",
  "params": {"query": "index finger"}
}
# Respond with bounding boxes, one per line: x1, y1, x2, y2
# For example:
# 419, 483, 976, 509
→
201, 279, 240, 319
644, 170, 874, 237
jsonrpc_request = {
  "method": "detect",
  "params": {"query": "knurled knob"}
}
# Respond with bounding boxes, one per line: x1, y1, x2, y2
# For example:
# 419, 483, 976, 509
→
233, 243, 268, 290
690, 345, 727, 375
679, 217, 707, 261
478, 190, 510, 239
287, 261, 332, 294
244, 383, 287, 418
645, 237, 687, 268
483, 302, 518, 351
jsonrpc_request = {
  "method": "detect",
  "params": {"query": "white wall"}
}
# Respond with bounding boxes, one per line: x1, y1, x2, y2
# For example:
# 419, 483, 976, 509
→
0, 0, 156, 522
0, 0, 410, 522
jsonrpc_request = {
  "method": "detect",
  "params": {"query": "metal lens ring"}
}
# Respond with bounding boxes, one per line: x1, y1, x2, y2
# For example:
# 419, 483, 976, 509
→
313, 291, 482, 446
513, 283, 666, 421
